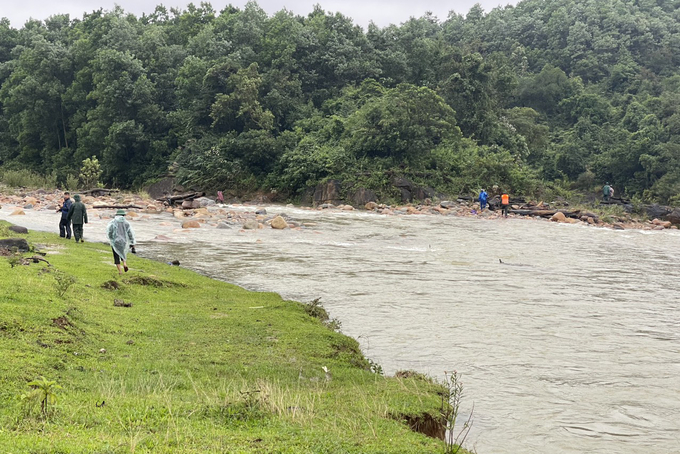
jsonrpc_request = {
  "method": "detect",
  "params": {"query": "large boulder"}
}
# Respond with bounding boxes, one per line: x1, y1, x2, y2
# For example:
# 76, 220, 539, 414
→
271, 216, 288, 229
667, 208, 680, 225
0, 238, 30, 252
243, 219, 259, 229
392, 177, 415, 191
351, 188, 377, 207
194, 197, 216, 207
146, 177, 176, 200
413, 187, 436, 201
551, 212, 567, 222
8, 225, 28, 234
646, 204, 670, 219
313, 180, 342, 206
399, 188, 412, 203
181, 220, 201, 228
10, 209, 25, 216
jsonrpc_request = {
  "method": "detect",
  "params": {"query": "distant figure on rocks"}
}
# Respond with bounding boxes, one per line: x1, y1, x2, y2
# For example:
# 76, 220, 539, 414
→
479, 189, 488, 211
67, 194, 88, 243
501, 192, 510, 217
602, 182, 611, 202
107, 209, 136, 275
609, 185, 615, 200
56, 191, 73, 239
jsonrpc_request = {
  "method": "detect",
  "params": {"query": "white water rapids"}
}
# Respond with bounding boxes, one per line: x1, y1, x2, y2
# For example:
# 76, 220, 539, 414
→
2, 204, 679, 454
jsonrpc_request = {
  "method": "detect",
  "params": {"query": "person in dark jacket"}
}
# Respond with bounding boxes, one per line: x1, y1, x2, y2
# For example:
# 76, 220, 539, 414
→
67, 194, 88, 243
56, 192, 73, 239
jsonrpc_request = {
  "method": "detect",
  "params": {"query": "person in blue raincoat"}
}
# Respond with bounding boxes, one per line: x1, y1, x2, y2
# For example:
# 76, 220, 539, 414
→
107, 209, 136, 275
478, 189, 488, 211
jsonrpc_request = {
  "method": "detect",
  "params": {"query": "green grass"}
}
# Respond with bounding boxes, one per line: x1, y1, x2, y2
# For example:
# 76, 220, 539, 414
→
0, 223, 453, 453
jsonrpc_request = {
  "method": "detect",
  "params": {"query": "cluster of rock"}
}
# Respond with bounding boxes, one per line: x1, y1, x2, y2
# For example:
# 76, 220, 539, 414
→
2, 187, 680, 233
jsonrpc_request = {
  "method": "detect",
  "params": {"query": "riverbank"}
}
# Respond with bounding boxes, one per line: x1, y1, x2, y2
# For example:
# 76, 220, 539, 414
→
0, 187, 677, 233
0, 221, 459, 452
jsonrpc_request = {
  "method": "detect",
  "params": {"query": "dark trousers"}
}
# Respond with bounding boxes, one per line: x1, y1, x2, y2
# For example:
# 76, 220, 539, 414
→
73, 224, 84, 241
59, 218, 71, 238
502, 204, 509, 217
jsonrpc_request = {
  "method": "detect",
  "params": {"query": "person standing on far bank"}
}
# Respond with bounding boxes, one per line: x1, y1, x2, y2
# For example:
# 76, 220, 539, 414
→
107, 209, 136, 275
501, 192, 510, 218
602, 182, 611, 202
56, 191, 73, 239
479, 189, 488, 211
67, 194, 88, 243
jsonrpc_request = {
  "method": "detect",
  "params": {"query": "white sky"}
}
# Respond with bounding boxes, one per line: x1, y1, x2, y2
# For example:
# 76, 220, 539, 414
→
2, 0, 516, 30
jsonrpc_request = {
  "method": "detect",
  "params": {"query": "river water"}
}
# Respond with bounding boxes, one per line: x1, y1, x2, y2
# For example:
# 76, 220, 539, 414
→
2, 204, 679, 454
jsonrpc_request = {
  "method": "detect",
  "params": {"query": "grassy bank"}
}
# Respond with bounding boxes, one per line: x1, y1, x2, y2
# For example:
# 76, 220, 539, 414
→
0, 222, 456, 453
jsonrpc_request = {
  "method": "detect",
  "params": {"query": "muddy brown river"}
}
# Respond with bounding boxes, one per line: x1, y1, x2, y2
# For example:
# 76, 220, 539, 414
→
2, 204, 679, 454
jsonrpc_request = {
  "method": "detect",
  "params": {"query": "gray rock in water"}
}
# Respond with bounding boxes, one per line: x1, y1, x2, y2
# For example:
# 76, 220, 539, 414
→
8, 225, 29, 234
216, 222, 232, 229
255, 208, 267, 215
23, 204, 33, 209
243, 219, 259, 229
195, 197, 216, 207
0, 238, 30, 252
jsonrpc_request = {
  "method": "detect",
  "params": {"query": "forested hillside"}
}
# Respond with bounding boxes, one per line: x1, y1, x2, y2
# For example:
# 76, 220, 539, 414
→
1, 0, 679, 204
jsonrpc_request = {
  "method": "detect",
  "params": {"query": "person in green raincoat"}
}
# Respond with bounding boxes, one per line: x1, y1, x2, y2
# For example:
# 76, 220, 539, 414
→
67, 194, 88, 242
107, 209, 136, 275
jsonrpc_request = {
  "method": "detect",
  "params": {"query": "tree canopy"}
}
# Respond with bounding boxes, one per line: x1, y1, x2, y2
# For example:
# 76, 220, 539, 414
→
1, 0, 680, 203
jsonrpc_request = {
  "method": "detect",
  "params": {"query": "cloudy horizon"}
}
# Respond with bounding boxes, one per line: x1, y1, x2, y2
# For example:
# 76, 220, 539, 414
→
3, 0, 517, 30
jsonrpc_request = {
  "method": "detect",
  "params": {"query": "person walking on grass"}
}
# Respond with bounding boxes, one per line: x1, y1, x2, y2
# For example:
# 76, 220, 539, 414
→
603, 182, 611, 202
56, 191, 73, 239
107, 209, 136, 275
67, 194, 88, 243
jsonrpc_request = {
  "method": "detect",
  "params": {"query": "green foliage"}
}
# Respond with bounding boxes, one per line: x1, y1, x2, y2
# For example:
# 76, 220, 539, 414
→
0, 0, 680, 204
79, 156, 102, 189
20, 376, 62, 417
65, 174, 80, 191
0, 169, 57, 189
52, 269, 76, 297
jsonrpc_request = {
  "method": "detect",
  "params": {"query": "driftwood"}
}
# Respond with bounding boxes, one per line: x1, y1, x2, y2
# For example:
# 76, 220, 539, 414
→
30, 256, 50, 265
80, 188, 120, 196
510, 209, 582, 218
91, 204, 144, 210
157, 192, 205, 205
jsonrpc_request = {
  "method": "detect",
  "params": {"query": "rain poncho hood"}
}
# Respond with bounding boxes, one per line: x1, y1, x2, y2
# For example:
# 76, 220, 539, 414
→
107, 216, 135, 260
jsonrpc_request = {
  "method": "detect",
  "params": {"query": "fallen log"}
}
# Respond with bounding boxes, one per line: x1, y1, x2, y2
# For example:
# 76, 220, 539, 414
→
91, 204, 144, 210
509, 209, 583, 218
80, 188, 120, 196
157, 192, 205, 205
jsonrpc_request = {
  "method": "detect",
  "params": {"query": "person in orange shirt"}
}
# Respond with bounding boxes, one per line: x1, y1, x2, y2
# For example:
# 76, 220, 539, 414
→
501, 192, 510, 217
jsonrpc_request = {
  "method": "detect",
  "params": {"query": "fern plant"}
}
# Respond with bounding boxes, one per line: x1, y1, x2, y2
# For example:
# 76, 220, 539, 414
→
21, 376, 62, 417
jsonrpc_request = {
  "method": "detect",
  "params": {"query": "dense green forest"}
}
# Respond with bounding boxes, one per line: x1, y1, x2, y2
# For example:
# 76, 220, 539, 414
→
1, 0, 679, 204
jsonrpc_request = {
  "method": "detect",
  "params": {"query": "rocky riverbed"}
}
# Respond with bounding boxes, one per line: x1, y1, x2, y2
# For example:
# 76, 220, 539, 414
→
1, 187, 678, 232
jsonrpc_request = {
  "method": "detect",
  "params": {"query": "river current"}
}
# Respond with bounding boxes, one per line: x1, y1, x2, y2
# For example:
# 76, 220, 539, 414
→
2, 204, 679, 454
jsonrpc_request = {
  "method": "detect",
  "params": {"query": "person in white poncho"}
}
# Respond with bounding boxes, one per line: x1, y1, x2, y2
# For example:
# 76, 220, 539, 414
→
107, 209, 136, 275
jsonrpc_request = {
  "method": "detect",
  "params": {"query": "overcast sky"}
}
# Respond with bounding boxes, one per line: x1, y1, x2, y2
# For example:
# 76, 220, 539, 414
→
3, 0, 517, 30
